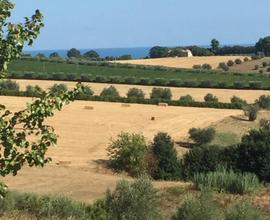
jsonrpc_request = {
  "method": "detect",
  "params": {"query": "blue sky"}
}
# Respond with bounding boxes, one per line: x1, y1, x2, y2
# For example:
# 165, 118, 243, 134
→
12, 0, 270, 50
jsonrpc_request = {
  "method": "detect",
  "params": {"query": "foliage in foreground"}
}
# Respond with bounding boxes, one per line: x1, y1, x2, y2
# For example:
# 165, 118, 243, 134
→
171, 192, 223, 220
106, 177, 161, 220
193, 167, 261, 195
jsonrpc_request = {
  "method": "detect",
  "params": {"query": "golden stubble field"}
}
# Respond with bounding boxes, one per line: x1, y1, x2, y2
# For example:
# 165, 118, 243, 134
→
0, 96, 242, 202
15, 79, 270, 103
114, 56, 248, 69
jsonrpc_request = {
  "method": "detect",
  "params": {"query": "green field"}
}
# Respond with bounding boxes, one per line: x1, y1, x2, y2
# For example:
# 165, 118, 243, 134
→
8, 59, 270, 87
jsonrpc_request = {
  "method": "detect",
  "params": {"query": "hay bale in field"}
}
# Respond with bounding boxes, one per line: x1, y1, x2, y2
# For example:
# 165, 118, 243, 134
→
56, 161, 71, 166
84, 106, 94, 110
158, 102, 168, 107
121, 104, 131, 107
151, 116, 155, 121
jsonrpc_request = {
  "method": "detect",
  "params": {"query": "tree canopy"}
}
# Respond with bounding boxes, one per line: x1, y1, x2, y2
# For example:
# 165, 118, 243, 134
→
255, 36, 270, 56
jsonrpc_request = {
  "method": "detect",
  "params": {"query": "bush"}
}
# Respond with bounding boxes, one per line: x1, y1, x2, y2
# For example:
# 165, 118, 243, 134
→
124, 77, 137, 84
193, 64, 201, 70
204, 93, 218, 102
193, 167, 261, 195
182, 145, 223, 179
233, 82, 246, 89
25, 85, 44, 97
127, 88, 145, 99
139, 78, 151, 85
254, 64, 260, 70
227, 60, 234, 67
219, 62, 229, 71
232, 125, 270, 181
51, 72, 66, 80
244, 57, 249, 62
49, 84, 68, 94
225, 202, 268, 220
243, 104, 259, 121
95, 75, 107, 83
262, 62, 268, 67
0, 80, 19, 91
150, 87, 172, 100
105, 177, 161, 220
249, 81, 262, 89
179, 95, 194, 103
151, 132, 181, 180
107, 132, 148, 176
202, 63, 212, 70
154, 78, 168, 86
267, 67, 270, 72
171, 192, 222, 220
230, 96, 247, 107
76, 85, 94, 99
100, 86, 120, 98
189, 128, 215, 145
235, 59, 242, 64
199, 81, 213, 88
256, 95, 270, 109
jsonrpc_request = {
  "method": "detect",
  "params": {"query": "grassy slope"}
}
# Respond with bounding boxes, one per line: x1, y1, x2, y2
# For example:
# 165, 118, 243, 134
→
9, 60, 270, 86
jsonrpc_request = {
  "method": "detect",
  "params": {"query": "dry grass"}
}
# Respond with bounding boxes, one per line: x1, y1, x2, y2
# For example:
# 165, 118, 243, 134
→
0, 96, 241, 202
114, 56, 248, 69
230, 57, 270, 73
15, 79, 270, 103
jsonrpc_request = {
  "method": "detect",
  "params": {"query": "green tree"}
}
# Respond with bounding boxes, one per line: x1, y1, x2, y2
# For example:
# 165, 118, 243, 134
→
0, 0, 85, 198
211, 38, 220, 54
67, 48, 81, 58
49, 52, 60, 59
149, 46, 169, 58
188, 128, 216, 146
152, 132, 181, 180
204, 93, 218, 102
150, 87, 172, 100
243, 104, 259, 121
100, 86, 120, 98
127, 88, 145, 99
255, 36, 270, 56
83, 50, 100, 60
107, 132, 148, 176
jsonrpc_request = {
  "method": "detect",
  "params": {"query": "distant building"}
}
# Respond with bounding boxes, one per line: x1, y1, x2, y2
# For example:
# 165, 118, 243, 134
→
184, 49, 193, 57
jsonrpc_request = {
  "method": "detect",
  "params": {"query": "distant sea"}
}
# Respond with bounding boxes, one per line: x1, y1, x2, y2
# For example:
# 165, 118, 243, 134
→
25, 47, 152, 59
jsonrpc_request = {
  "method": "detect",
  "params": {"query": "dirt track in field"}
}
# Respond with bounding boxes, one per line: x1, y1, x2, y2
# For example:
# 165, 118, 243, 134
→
15, 79, 270, 103
0, 96, 242, 202
114, 56, 248, 69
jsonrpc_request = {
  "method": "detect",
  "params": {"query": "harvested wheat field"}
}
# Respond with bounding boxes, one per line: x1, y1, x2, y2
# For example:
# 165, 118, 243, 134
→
15, 79, 270, 103
114, 56, 248, 69
0, 96, 242, 202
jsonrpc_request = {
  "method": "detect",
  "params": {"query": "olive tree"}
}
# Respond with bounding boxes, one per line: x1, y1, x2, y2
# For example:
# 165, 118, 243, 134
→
0, 0, 84, 198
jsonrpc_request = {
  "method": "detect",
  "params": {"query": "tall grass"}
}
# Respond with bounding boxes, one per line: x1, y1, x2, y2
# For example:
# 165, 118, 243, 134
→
192, 167, 261, 195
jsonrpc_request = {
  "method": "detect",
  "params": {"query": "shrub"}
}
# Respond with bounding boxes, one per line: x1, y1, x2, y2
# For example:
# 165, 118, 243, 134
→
254, 64, 260, 70
25, 85, 44, 97
105, 177, 161, 220
256, 95, 270, 109
204, 93, 218, 102
154, 78, 168, 86
168, 79, 182, 87
193, 167, 261, 195
193, 64, 202, 70
262, 62, 268, 67
249, 81, 262, 89
100, 86, 120, 98
233, 82, 246, 89
232, 125, 270, 182
66, 73, 79, 81
227, 60, 234, 67
127, 88, 145, 99
179, 95, 194, 103
202, 63, 212, 70
183, 80, 198, 87
107, 132, 148, 176
139, 78, 151, 85
235, 59, 242, 64
51, 72, 66, 80
76, 85, 94, 99
189, 128, 215, 145
243, 104, 259, 121
225, 202, 268, 220
217, 82, 228, 88
219, 62, 229, 71
80, 74, 93, 82
171, 192, 222, 220
230, 96, 247, 107
199, 81, 213, 88
151, 132, 181, 180
267, 67, 270, 72
95, 75, 107, 83
124, 77, 137, 84
244, 57, 249, 62
49, 84, 68, 94
182, 145, 223, 179
0, 80, 19, 91
150, 87, 172, 100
